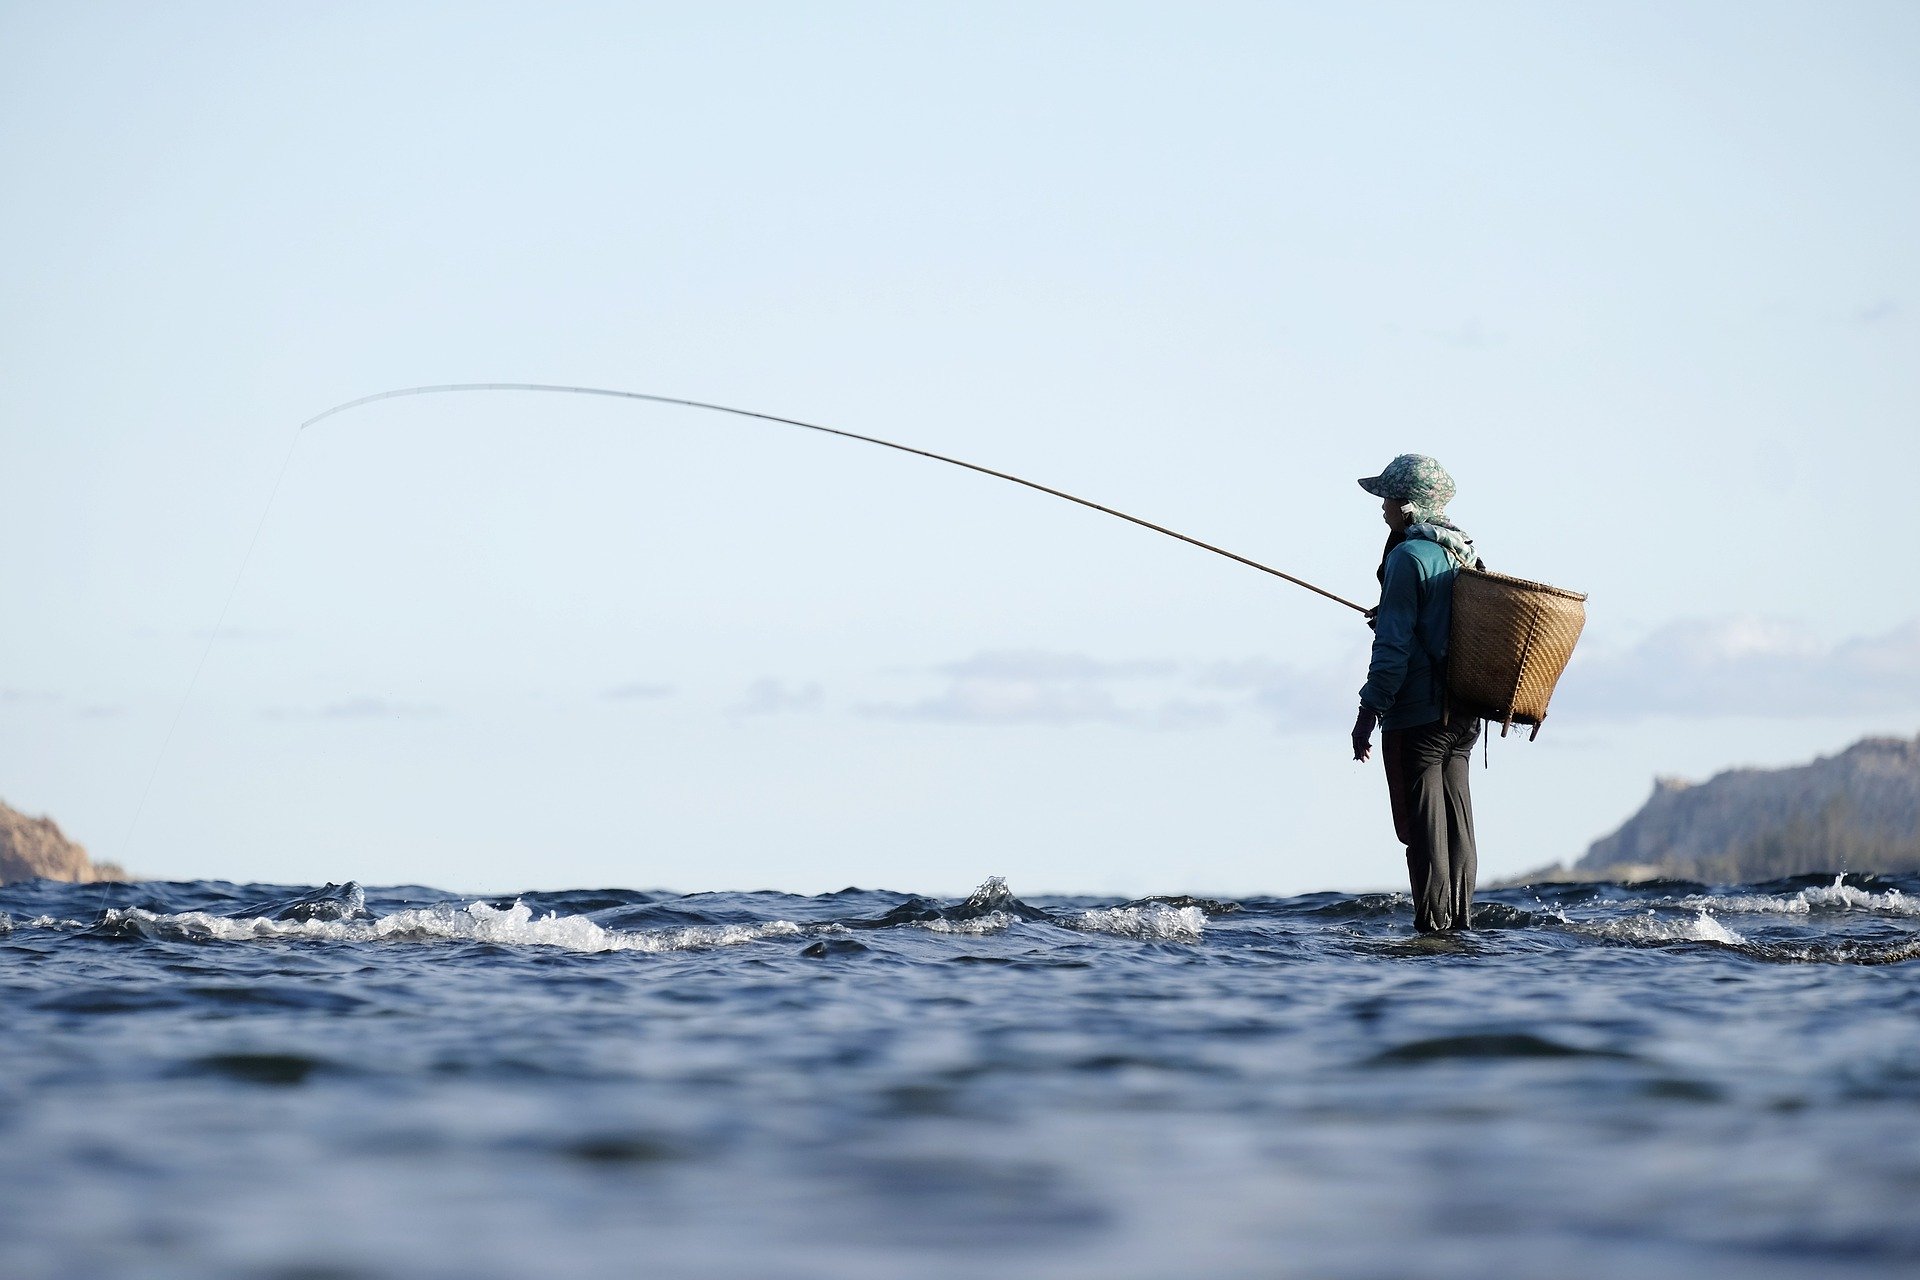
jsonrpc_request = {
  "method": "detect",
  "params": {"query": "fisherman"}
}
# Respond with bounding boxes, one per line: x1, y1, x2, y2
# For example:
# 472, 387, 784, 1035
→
1349, 455, 1482, 933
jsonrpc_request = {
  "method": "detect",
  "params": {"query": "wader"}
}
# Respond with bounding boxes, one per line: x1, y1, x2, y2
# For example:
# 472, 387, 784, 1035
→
1382, 712, 1481, 932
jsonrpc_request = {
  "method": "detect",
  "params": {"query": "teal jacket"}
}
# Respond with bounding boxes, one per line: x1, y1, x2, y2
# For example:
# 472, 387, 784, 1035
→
1360, 538, 1459, 730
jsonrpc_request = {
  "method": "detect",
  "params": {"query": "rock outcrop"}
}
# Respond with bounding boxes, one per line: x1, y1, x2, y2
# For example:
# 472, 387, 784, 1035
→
1519, 734, 1920, 884
0, 800, 128, 884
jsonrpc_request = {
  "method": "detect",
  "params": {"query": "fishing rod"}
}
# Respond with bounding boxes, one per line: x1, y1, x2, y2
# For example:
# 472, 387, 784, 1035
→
114, 381, 1367, 870
302, 382, 1370, 614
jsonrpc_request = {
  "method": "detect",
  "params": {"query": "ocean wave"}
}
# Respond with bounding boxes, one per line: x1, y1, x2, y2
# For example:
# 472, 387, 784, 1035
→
16, 877, 1225, 953
1067, 904, 1206, 942
1562, 909, 1747, 947
905, 881, 1208, 941
1299, 891, 1410, 919
259, 881, 368, 922
1737, 938, 1920, 966
93, 901, 802, 954
918, 910, 1021, 935
1671, 877, 1920, 918
13, 877, 1911, 968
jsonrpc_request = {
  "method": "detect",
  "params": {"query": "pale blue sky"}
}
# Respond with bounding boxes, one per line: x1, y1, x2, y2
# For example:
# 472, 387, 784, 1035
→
3, 1, 1916, 895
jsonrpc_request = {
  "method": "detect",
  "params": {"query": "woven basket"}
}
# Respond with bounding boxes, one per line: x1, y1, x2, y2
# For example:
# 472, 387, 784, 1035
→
1447, 567, 1587, 739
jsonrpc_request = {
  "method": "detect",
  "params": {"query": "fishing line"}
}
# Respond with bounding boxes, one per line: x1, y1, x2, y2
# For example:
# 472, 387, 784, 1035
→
119, 382, 1365, 869
302, 383, 1369, 613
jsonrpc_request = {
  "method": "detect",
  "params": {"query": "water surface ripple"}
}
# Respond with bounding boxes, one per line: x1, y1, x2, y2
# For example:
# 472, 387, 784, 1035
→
3, 872, 1917, 1279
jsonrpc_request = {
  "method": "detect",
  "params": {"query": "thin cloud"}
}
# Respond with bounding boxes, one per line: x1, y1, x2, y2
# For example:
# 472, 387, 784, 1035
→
1194, 656, 1355, 731
732, 679, 823, 715
1430, 318, 1504, 349
602, 682, 674, 702
933, 650, 1178, 682
1854, 298, 1900, 326
861, 649, 1227, 730
193, 625, 286, 642
1558, 617, 1920, 719
1133, 699, 1232, 731
322, 697, 444, 720
4, 690, 129, 719
261, 697, 446, 721
864, 679, 1122, 727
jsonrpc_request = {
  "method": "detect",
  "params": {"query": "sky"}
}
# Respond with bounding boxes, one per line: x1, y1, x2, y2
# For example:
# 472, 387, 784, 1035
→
2, 1, 1916, 897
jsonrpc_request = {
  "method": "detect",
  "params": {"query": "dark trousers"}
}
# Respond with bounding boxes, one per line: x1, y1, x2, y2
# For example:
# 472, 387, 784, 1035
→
1382, 713, 1481, 932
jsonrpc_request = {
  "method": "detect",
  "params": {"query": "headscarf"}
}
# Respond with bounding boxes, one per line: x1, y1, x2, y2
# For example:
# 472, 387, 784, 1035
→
1406, 517, 1478, 569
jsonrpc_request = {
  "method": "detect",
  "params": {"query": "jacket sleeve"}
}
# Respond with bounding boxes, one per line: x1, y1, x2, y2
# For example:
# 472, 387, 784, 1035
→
1359, 547, 1421, 713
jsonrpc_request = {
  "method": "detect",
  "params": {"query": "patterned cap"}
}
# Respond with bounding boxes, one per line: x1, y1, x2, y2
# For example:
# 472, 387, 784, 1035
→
1357, 454, 1455, 521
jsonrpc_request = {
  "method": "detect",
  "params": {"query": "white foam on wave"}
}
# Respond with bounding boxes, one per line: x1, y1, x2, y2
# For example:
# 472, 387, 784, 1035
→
1068, 904, 1206, 943
1574, 909, 1747, 947
96, 901, 801, 955
919, 911, 1020, 935
1674, 877, 1920, 918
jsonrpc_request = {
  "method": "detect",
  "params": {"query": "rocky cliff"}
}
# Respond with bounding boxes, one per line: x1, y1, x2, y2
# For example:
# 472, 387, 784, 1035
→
0, 799, 128, 884
1531, 735, 1920, 883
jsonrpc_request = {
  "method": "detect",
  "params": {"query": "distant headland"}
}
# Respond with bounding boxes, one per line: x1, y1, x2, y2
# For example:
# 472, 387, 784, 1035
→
0, 799, 129, 884
1515, 733, 1920, 885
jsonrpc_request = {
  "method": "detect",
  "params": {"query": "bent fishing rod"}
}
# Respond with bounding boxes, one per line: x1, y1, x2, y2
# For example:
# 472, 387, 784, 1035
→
302, 382, 1370, 614
117, 382, 1367, 869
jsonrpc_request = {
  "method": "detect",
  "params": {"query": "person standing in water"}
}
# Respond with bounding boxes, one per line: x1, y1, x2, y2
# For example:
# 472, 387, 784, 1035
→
1349, 455, 1483, 933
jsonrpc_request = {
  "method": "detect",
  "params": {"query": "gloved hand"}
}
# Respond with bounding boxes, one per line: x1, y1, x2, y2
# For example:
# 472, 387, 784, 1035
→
1350, 706, 1378, 763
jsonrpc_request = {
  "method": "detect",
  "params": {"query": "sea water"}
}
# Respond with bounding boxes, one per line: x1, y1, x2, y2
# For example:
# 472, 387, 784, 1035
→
2, 873, 1917, 1279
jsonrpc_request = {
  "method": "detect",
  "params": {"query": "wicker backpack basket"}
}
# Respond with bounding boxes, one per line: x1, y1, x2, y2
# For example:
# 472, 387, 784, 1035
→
1447, 567, 1587, 739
